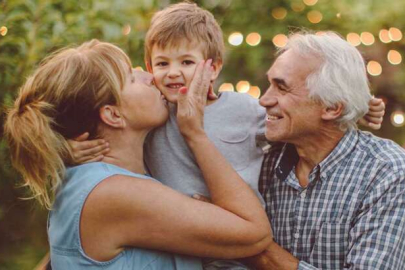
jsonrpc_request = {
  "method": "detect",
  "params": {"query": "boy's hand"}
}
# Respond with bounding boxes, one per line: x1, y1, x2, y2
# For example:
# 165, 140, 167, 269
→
358, 97, 385, 130
67, 132, 109, 165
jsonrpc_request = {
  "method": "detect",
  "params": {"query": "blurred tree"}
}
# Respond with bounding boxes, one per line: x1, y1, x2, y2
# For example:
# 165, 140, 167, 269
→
1, 0, 405, 268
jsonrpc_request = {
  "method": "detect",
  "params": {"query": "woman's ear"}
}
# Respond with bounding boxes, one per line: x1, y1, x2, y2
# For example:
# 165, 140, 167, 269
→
321, 103, 344, 121
210, 59, 223, 81
99, 105, 126, 129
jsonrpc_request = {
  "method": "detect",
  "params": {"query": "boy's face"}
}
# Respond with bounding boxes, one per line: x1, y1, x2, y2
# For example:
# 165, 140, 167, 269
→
148, 41, 221, 104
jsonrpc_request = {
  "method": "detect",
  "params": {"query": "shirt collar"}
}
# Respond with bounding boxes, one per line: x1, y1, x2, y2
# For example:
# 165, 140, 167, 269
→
275, 129, 358, 183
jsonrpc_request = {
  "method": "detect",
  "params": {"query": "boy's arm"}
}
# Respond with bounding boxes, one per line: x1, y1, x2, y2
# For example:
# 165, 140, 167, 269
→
358, 97, 385, 130
67, 132, 109, 165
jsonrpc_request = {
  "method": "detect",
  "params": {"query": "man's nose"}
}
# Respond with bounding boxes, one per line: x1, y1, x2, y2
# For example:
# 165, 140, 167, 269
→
259, 88, 278, 107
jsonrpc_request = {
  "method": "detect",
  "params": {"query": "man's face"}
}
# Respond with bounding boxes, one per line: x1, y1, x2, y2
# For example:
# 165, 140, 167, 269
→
259, 49, 324, 144
149, 41, 206, 104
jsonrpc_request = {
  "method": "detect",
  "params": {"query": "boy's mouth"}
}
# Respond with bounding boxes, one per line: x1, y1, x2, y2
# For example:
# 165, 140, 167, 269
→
166, 83, 185, 89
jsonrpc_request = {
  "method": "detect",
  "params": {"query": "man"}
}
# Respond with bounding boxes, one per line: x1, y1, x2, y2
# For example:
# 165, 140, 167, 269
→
249, 31, 405, 269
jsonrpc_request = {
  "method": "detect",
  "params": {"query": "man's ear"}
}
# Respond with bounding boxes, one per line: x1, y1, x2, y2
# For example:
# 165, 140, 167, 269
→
99, 105, 126, 129
210, 59, 223, 81
321, 103, 344, 121
146, 61, 153, 74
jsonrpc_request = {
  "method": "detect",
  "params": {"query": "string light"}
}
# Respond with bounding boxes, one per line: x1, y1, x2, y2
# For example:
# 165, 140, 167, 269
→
388, 27, 403, 42
379, 29, 392, 43
387, 50, 402, 65
247, 86, 261, 99
367, 61, 382, 76
303, 0, 318, 6
346, 33, 361, 46
236, 81, 250, 93
360, 32, 375, 46
246, 32, 261, 46
391, 111, 405, 127
272, 34, 288, 48
272, 7, 287, 20
228, 32, 244, 46
122, 24, 131, 36
219, 83, 234, 92
291, 2, 305, 12
307, 10, 323, 24
0, 26, 7, 36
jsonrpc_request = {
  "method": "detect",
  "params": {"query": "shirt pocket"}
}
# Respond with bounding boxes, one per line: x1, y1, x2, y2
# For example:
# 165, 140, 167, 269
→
309, 222, 351, 269
215, 130, 251, 171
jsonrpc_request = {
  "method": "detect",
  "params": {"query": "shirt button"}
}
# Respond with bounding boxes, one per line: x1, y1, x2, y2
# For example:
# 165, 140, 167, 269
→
300, 191, 306, 199
294, 233, 300, 239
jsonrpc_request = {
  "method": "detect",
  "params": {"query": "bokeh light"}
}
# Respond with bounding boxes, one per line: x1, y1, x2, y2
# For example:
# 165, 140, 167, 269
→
307, 10, 323, 24
246, 32, 261, 46
228, 32, 244, 46
336, 13, 341, 19
272, 7, 287, 20
236, 81, 250, 93
379, 29, 392, 43
388, 27, 403, 42
367, 61, 382, 76
247, 86, 261, 99
391, 111, 405, 127
388, 50, 402, 65
291, 2, 305, 12
360, 32, 375, 46
218, 83, 235, 92
134, 66, 144, 71
0, 26, 7, 36
346, 33, 361, 46
122, 24, 131, 35
303, 0, 318, 6
272, 34, 288, 48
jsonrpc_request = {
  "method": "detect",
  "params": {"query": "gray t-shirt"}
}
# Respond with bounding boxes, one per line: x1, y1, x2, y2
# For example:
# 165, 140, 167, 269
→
144, 91, 266, 202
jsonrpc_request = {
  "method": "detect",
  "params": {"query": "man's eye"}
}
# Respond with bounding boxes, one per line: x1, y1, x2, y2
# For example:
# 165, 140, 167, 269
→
182, 60, 195, 65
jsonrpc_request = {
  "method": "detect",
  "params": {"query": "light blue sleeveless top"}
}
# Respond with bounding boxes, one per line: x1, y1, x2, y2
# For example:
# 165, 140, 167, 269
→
48, 162, 203, 270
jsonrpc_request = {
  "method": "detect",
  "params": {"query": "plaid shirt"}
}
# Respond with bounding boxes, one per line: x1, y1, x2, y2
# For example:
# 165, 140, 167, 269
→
259, 130, 405, 269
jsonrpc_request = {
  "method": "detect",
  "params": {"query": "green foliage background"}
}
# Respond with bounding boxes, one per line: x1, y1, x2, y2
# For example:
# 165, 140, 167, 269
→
1, 0, 405, 268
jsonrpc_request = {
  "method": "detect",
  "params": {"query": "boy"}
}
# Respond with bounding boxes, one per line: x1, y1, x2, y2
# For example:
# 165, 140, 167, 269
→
69, 2, 385, 269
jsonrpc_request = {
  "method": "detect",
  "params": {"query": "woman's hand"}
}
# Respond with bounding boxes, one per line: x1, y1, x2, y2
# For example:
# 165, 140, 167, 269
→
176, 59, 213, 141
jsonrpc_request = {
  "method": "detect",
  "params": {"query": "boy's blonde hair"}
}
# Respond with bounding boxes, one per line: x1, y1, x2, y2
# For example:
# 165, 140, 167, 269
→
145, 1, 224, 64
4, 40, 132, 209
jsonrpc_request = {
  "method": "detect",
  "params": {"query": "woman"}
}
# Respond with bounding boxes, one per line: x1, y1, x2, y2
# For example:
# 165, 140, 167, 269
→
4, 40, 271, 269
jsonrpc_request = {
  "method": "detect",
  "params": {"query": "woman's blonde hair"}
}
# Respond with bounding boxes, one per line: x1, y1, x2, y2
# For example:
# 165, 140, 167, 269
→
4, 39, 132, 209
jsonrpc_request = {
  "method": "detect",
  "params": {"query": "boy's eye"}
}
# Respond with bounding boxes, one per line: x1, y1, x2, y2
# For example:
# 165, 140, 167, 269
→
155, 62, 168, 67
182, 60, 195, 65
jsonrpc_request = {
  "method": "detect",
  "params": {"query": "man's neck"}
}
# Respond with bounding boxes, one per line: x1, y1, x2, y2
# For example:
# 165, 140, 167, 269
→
294, 128, 345, 187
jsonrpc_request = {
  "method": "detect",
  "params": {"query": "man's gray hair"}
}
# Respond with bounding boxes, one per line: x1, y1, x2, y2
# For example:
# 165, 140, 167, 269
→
279, 31, 372, 130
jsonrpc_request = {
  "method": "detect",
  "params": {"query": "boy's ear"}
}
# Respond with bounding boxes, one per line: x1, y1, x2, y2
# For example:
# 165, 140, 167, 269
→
210, 59, 223, 81
99, 105, 126, 129
146, 61, 153, 73
321, 103, 344, 121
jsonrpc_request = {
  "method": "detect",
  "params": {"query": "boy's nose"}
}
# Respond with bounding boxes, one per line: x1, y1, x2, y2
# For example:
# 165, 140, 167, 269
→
168, 66, 181, 78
